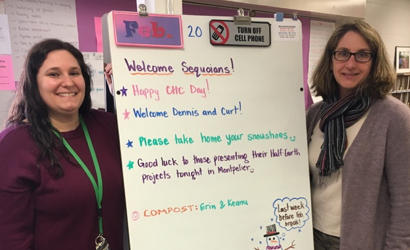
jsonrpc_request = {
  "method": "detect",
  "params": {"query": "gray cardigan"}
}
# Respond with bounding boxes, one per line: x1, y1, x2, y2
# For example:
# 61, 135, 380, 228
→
306, 96, 410, 249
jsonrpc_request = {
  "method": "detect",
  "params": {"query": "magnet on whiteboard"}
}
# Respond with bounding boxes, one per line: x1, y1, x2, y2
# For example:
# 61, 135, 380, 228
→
274, 12, 284, 22
292, 12, 298, 20
138, 4, 148, 16
234, 8, 251, 25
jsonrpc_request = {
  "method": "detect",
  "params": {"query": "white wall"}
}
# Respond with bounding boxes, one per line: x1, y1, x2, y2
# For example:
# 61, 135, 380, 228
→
365, 0, 410, 64
185, 0, 366, 20
136, 0, 183, 14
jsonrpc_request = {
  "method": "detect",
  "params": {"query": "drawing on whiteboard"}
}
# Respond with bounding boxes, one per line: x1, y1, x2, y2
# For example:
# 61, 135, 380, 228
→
265, 223, 296, 250
273, 197, 310, 231
118, 86, 128, 96
264, 224, 283, 249
123, 109, 131, 119
251, 197, 311, 249
252, 223, 296, 250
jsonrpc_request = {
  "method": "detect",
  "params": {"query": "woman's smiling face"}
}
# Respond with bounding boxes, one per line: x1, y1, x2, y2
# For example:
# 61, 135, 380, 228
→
332, 31, 373, 98
36, 49, 85, 120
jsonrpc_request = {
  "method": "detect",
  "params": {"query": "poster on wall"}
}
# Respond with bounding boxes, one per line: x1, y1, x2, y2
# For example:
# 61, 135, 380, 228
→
0, 14, 12, 54
308, 20, 335, 103
4, 0, 78, 79
104, 11, 313, 250
83, 52, 105, 109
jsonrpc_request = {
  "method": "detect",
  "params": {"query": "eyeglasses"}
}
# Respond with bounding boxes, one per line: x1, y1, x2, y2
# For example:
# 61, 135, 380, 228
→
333, 51, 374, 62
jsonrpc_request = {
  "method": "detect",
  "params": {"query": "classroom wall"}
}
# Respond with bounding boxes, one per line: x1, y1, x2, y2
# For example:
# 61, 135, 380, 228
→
186, 0, 410, 65
76, 0, 136, 52
365, 0, 410, 64
1, 0, 410, 129
185, 0, 366, 19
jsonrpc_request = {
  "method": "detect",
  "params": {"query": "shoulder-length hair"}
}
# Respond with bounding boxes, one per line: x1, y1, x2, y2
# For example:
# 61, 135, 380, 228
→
310, 19, 396, 100
7, 39, 93, 178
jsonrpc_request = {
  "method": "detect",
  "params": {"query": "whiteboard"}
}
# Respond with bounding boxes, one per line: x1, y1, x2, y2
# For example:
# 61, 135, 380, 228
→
104, 12, 313, 250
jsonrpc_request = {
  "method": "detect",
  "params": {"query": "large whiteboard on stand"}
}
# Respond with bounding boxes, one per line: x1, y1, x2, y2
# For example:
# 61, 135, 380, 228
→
104, 11, 314, 250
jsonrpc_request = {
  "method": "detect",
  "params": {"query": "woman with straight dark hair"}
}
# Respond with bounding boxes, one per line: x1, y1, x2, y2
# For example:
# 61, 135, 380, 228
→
307, 19, 410, 249
0, 39, 125, 250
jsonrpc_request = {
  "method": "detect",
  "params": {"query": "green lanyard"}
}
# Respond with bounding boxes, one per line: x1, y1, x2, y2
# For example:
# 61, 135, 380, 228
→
53, 116, 104, 235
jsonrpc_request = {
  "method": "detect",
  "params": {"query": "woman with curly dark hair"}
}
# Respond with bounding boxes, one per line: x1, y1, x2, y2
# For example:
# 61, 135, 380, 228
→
0, 39, 125, 250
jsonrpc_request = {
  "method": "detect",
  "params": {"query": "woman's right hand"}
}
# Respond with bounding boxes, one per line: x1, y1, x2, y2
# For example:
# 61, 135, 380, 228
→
104, 63, 113, 94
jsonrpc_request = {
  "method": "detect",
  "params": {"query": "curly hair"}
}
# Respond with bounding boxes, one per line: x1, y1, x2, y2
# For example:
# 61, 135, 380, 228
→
7, 39, 93, 178
310, 19, 396, 100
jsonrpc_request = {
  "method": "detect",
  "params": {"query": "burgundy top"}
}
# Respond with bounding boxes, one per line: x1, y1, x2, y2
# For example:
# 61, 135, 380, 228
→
0, 109, 125, 250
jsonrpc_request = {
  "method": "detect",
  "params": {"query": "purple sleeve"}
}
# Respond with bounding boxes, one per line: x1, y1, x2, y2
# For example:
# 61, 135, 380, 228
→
0, 126, 40, 250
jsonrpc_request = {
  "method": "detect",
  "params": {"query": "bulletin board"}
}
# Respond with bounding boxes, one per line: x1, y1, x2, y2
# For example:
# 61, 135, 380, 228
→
103, 11, 313, 250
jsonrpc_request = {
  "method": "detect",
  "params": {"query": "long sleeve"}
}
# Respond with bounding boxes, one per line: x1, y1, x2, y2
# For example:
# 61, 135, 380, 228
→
383, 99, 410, 249
0, 126, 39, 250
0, 110, 125, 250
339, 96, 410, 249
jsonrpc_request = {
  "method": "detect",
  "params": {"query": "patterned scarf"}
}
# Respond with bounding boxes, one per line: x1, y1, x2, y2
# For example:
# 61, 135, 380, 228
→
316, 92, 373, 177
